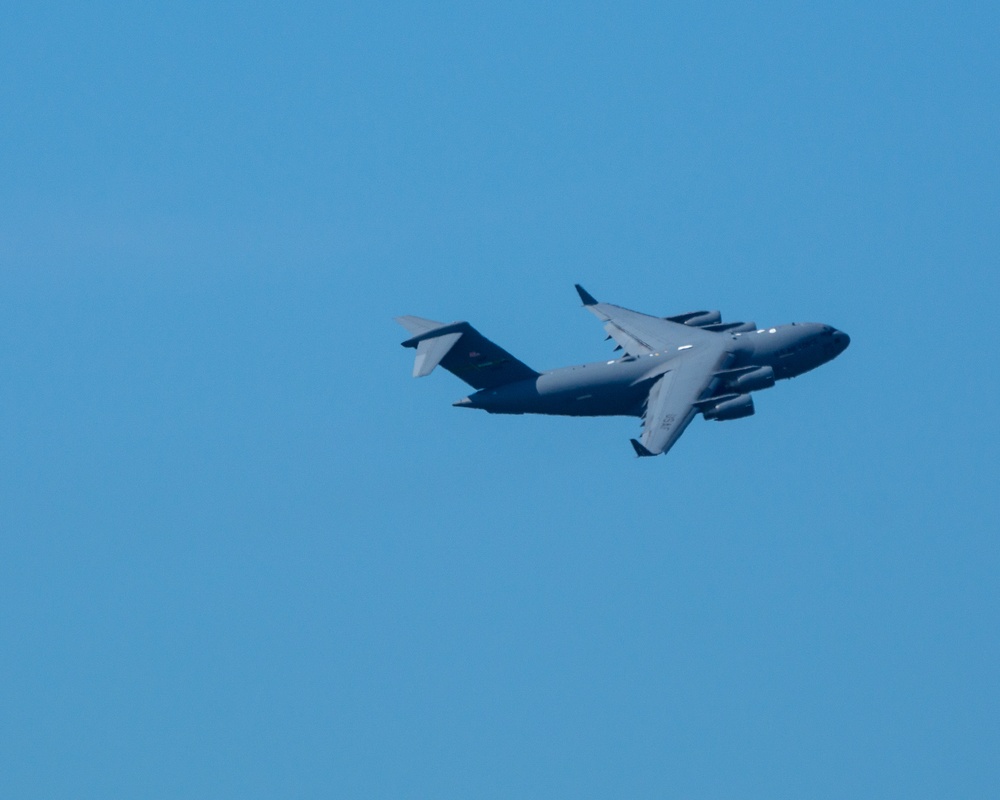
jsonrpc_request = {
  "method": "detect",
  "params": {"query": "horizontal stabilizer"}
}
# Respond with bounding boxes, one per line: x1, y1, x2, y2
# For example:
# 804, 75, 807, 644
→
394, 315, 446, 337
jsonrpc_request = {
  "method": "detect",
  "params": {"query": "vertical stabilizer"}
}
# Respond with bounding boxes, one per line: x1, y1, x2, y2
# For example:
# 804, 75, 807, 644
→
395, 317, 538, 390
412, 332, 463, 377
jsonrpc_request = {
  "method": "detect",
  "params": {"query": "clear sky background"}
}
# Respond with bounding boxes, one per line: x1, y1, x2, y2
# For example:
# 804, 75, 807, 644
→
2, 2, 998, 798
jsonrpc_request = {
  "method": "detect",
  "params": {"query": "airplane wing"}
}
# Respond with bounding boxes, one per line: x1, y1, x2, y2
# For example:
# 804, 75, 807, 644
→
575, 284, 716, 356
632, 343, 733, 457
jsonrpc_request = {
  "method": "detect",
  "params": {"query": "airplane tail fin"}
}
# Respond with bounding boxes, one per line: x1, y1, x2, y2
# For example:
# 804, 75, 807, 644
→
394, 316, 539, 390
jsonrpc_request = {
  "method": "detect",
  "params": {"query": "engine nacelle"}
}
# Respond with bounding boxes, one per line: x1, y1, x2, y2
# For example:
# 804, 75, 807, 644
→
702, 393, 755, 421
727, 365, 775, 393
665, 310, 722, 327
701, 320, 757, 333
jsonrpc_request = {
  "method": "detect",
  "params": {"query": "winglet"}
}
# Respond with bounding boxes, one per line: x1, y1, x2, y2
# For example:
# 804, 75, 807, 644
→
630, 438, 656, 457
575, 284, 598, 306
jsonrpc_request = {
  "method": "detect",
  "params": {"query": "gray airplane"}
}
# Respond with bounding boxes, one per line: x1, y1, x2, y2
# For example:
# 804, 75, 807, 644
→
396, 285, 849, 457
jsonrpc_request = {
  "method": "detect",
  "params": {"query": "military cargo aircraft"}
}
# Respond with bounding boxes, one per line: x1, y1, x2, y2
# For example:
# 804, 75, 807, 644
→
396, 285, 849, 458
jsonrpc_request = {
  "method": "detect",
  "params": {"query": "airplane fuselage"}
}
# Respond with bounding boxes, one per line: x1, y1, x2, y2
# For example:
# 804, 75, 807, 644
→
456, 322, 850, 417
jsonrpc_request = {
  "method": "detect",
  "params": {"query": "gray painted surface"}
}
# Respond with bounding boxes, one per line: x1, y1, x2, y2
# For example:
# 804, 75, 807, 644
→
397, 286, 849, 458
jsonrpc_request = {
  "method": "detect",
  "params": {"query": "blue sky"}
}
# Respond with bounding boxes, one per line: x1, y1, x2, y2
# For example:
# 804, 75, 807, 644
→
2, 2, 998, 797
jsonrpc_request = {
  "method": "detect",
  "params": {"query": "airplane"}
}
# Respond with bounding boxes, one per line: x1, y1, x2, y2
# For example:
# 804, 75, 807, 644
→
395, 285, 850, 458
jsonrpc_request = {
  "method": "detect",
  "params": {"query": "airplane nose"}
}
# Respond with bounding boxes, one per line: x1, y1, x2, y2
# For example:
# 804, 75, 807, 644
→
833, 330, 850, 351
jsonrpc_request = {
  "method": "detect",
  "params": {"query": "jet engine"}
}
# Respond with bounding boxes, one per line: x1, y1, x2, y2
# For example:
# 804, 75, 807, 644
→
702, 393, 755, 421
725, 366, 775, 393
665, 310, 722, 327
